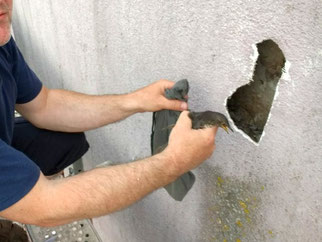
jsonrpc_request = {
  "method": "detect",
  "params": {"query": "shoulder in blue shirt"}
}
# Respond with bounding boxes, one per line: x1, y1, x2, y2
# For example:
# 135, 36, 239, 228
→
0, 37, 42, 211
0, 37, 42, 144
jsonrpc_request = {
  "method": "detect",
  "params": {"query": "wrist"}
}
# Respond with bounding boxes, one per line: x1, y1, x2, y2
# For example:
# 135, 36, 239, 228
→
157, 149, 183, 179
126, 92, 144, 113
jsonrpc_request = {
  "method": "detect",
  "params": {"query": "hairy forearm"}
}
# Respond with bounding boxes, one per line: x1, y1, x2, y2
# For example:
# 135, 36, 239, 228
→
0, 112, 216, 227
41, 153, 177, 226
16, 80, 187, 132
18, 88, 140, 132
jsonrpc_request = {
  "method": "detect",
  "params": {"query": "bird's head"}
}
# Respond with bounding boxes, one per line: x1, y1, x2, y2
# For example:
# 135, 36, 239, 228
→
189, 111, 234, 133
208, 112, 233, 133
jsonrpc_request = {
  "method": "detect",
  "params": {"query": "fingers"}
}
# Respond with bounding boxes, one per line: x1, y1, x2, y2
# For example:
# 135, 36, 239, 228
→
148, 79, 189, 111
137, 79, 188, 112
175, 111, 192, 129
157, 80, 188, 111
162, 99, 188, 111
165, 111, 218, 174
203, 126, 217, 147
157, 79, 175, 90
197, 125, 218, 147
207, 126, 218, 136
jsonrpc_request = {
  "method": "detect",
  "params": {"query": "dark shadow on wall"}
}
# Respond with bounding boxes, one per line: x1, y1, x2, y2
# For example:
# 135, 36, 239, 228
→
226, 39, 286, 143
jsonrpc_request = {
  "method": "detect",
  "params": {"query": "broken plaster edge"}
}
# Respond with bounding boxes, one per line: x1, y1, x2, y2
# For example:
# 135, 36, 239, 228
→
223, 45, 292, 146
223, 43, 260, 146
258, 59, 292, 143
281, 60, 292, 84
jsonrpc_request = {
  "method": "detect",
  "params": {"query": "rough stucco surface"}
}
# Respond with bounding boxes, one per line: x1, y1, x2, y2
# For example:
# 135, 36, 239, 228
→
12, 0, 322, 241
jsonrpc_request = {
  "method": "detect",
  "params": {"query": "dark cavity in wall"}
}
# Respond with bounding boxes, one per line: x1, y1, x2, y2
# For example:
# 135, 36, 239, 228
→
226, 39, 286, 143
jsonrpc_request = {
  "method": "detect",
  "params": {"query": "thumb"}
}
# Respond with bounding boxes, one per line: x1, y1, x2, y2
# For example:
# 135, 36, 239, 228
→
175, 111, 192, 130
163, 99, 188, 111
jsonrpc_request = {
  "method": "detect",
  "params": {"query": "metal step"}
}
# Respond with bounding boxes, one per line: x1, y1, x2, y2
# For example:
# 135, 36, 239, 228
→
26, 219, 102, 242
26, 159, 102, 242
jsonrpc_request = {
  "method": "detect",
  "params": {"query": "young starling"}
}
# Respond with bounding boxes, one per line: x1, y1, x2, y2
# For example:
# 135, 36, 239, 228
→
188, 111, 233, 133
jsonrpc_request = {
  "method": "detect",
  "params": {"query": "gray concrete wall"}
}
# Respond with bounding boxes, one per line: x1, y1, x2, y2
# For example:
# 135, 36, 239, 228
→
12, 1, 322, 241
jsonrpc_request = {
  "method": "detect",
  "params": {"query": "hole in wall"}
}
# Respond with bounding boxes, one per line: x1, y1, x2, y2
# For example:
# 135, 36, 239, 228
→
226, 39, 286, 143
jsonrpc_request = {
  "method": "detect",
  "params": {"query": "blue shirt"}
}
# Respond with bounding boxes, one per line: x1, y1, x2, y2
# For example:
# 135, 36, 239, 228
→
0, 38, 42, 211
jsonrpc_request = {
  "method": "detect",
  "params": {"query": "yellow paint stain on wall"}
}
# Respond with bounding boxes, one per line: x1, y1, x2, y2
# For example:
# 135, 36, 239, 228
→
217, 176, 224, 186
236, 219, 243, 227
204, 170, 264, 241
239, 201, 250, 214
239, 201, 247, 209
223, 224, 230, 231
268, 230, 275, 237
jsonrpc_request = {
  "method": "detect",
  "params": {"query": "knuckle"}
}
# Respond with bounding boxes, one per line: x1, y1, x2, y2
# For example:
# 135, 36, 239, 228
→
159, 79, 174, 88
175, 101, 181, 108
159, 79, 169, 84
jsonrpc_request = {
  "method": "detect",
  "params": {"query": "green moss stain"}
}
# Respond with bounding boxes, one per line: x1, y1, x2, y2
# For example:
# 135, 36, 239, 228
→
217, 176, 224, 186
203, 168, 266, 242
268, 230, 275, 238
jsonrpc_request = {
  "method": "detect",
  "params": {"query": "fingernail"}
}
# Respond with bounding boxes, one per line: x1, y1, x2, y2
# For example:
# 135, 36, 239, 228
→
181, 102, 188, 110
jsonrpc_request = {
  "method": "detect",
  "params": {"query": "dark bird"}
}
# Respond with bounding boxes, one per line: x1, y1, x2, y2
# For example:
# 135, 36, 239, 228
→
188, 111, 233, 133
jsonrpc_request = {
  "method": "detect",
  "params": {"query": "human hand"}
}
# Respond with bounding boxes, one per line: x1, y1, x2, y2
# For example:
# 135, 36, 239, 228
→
131, 79, 188, 112
162, 111, 218, 176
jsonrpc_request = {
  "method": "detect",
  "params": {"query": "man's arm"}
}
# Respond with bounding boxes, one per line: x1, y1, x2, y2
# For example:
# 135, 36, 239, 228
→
0, 112, 217, 226
15, 80, 188, 132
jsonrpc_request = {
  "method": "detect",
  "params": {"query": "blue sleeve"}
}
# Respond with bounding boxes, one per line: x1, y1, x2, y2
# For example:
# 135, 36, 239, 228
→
0, 139, 40, 211
10, 38, 43, 104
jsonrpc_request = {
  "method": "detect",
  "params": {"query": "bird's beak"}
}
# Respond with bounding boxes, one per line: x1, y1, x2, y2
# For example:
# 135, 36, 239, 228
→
221, 124, 229, 133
